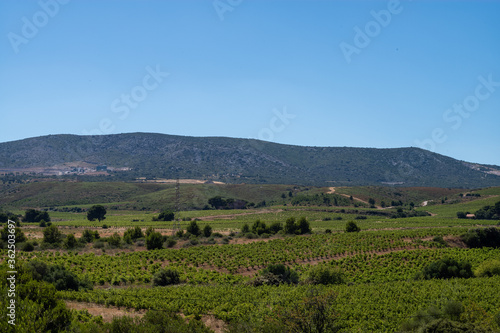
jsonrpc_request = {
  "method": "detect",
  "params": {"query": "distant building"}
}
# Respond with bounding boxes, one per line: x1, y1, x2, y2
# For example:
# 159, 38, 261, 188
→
466, 214, 475, 219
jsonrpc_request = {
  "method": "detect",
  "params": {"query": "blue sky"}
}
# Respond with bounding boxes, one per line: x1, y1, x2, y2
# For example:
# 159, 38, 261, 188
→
1, 0, 499, 165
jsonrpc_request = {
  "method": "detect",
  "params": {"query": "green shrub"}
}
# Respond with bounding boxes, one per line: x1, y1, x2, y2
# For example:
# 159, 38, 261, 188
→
308, 266, 344, 285
152, 268, 180, 286
203, 225, 212, 237
107, 233, 122, 248
186, 221, 201, 237
43, 225, 63, 244
260, 264, 299, 285
415, 257, 473, 280
345, 221, 360, 233
146, 231, 163, 250
64, 234, 77, 249
475, 259, 500, 277
241, 223, 250, 234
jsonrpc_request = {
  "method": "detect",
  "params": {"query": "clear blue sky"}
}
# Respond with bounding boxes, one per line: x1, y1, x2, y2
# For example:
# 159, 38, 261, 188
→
1, 0, 499, 165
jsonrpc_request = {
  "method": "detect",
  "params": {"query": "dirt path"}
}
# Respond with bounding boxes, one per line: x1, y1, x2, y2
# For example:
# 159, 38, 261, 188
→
64, 301, 226, 332
328, 187, 382, 209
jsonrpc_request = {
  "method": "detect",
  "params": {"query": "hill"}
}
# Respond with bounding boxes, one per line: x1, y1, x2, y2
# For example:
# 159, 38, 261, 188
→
1, 133, 499, 188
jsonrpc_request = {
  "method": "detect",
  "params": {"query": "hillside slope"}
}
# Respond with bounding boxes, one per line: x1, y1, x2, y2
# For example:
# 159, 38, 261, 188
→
0, 133, 499, 187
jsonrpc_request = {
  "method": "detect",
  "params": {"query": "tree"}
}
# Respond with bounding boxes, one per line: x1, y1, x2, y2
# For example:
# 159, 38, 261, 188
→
87, 205, 107, 222
208, 196, 226, 209
345, 221, 360, 233
251, 219, 269, 235
158, 209, 175, 221
203, 225, 212, 237
456, 211, 467, 219
43, 225, 63, 244
146, 231, 163, 250
241, 223, 250, 234
284, 217, 297, 234
186, 221, 201, 237
297, 217, 311, 234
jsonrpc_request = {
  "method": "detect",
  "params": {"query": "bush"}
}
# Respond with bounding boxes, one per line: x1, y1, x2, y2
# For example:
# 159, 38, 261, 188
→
146, 231, 163, 250
123, 226, 144, 242
297, 217, 311, 234
456, 211, 467, 219
21, 241, 35, 252
107, 233, 122, 248
284, 217, 297, 234
462, 227, 500, 248
64, 234, 77, 249
269, 222, 283, 234
345, 221, 360, 233
1, 225, 27, 243
203, 225, 212, 237
432, 236, 447, 247
251, 219, 269, 235
43, 225, 63, 244
186, 221, 201, 237
260, 264, 299, 285
475, 259, 500, 277
152, 268, 180, 286
325, 229, 332, 234
165, 237, 177, 248
245, 232, 258, 239
308, 266, 344, 285
415, 257, 473, 280
241, 223, 250, 233
81, 229, 100, 243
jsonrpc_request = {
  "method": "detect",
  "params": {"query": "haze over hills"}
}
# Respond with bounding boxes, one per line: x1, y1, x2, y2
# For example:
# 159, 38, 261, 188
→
0, 133, 499, 188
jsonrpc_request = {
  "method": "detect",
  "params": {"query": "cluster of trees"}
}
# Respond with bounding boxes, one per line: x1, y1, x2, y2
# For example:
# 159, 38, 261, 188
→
461, 227, 500, 248
458, 201, 500, 220
208, 196, 250, 210
290, 193, 351, 207
23, 209, 50, 223
153, 209, 175, 221
241, 217, 311, 237
414, 257, 473, 280
0, 209, 19, 224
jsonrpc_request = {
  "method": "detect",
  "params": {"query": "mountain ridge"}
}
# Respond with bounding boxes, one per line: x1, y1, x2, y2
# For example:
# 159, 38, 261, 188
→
0, 132, 499, 188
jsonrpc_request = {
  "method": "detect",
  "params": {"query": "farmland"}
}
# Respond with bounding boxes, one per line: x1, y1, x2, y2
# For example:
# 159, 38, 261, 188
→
1, 182, 500, 332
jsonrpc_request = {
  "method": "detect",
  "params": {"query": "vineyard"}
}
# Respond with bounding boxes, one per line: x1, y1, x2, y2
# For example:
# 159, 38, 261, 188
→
1, 184, 500, 332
